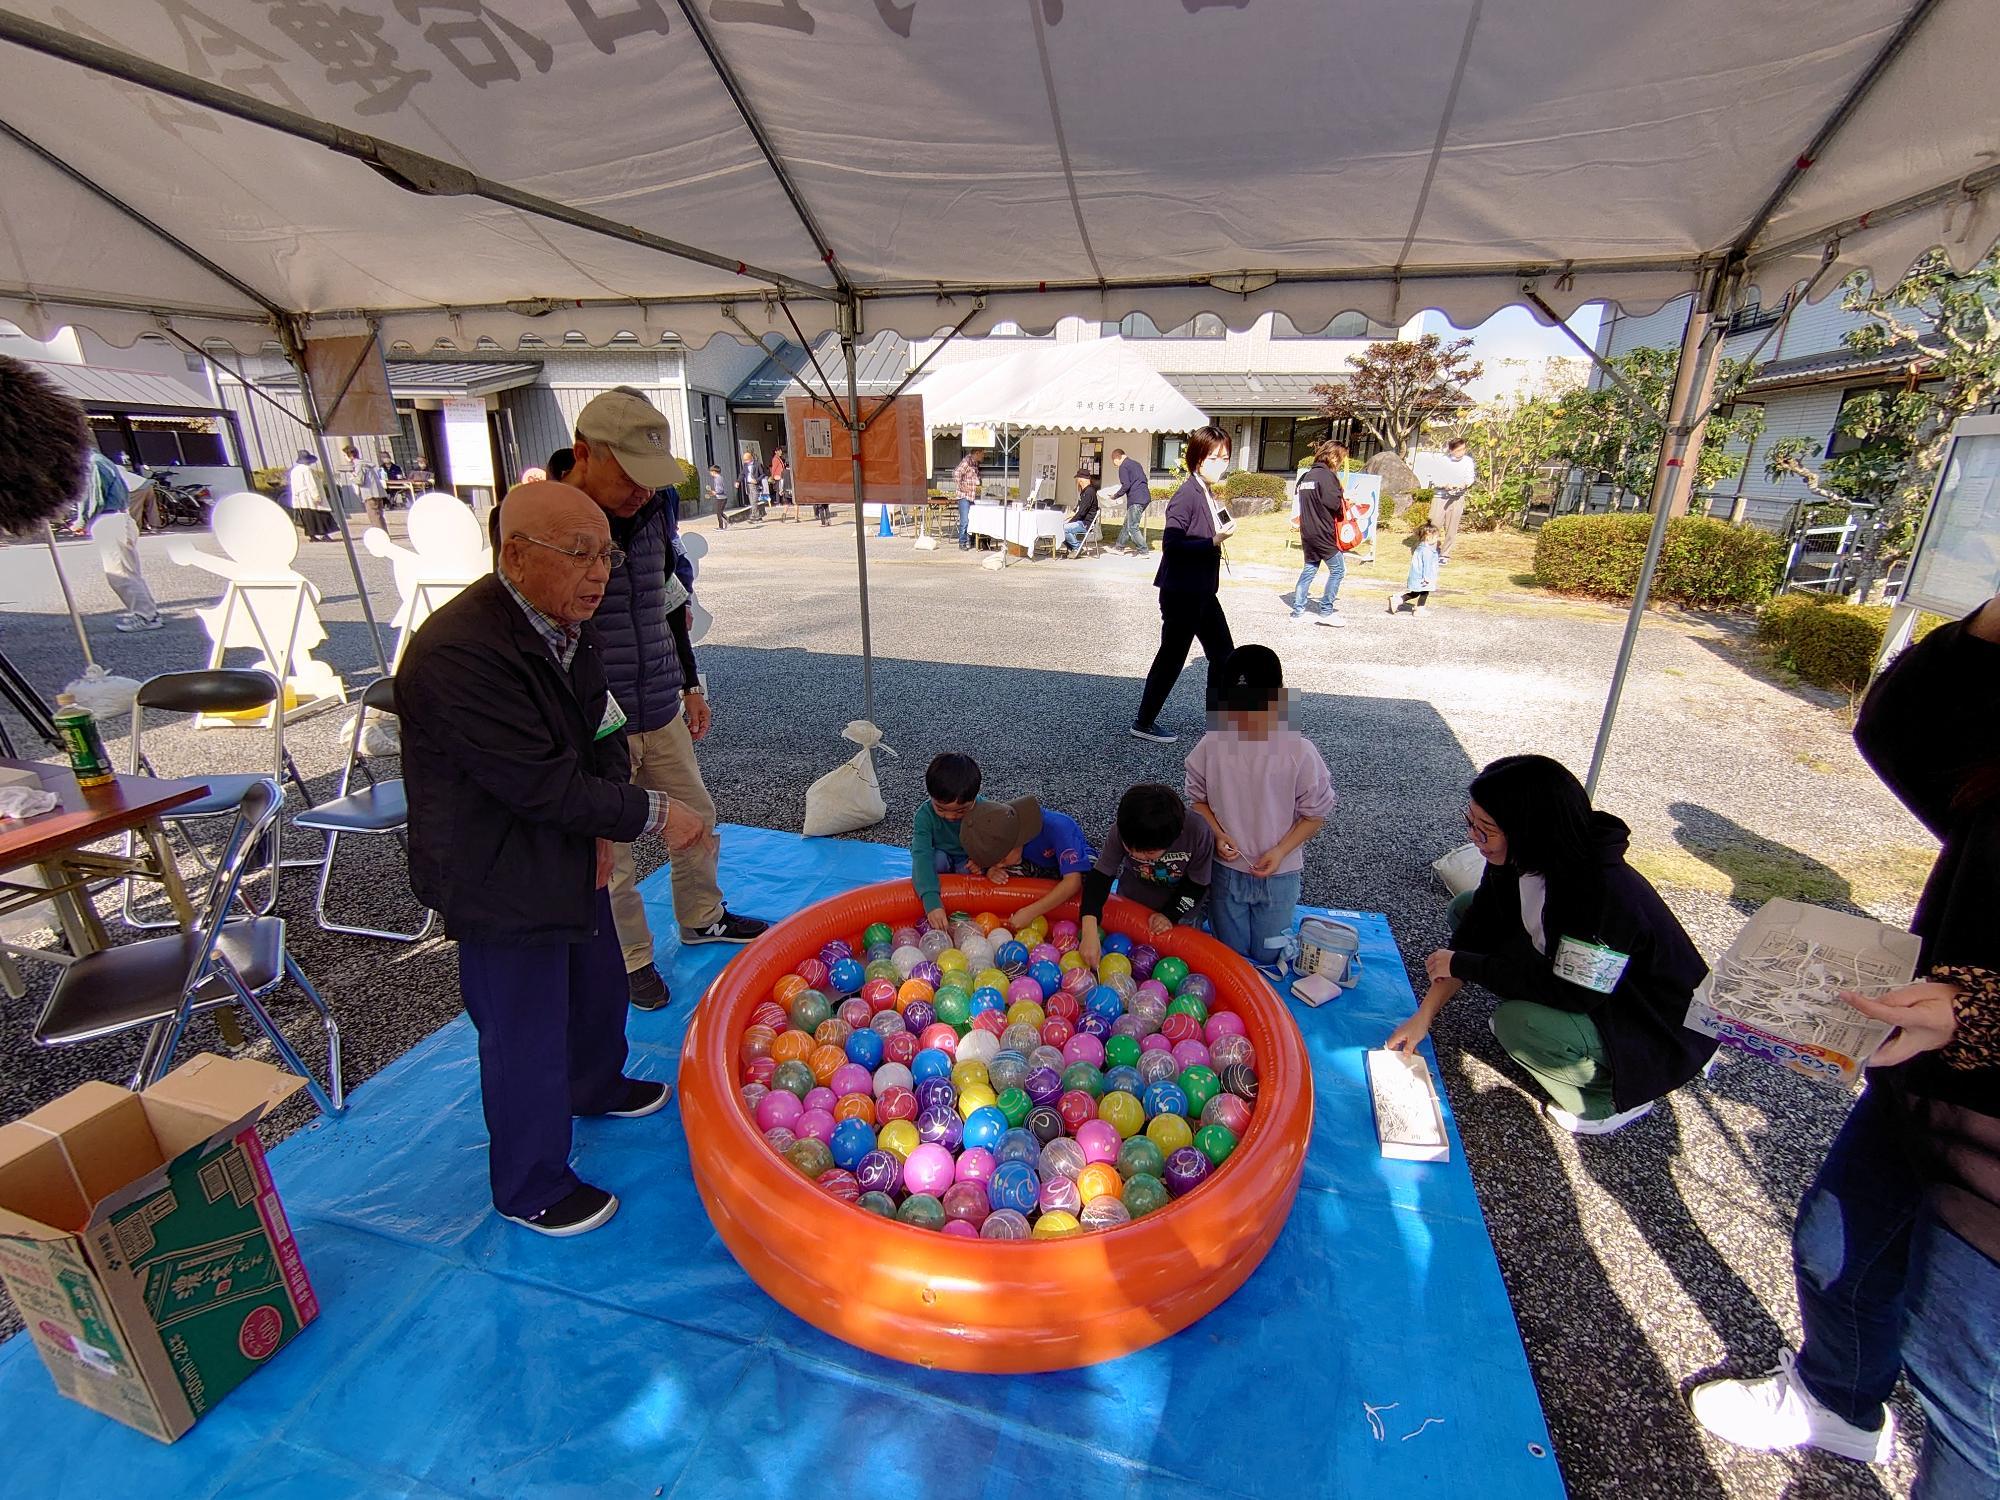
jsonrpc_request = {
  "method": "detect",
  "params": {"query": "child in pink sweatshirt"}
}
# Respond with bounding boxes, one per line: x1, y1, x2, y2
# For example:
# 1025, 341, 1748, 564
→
1184, 645, 1336, 967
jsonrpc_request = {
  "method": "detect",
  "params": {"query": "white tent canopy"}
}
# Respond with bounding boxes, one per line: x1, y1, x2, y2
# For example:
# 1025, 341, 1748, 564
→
1, 0, 1995, 354
913, 343, 1210, 436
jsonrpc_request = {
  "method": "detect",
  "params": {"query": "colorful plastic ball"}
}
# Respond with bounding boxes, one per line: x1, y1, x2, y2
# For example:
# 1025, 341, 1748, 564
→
973, 912, 1003, 935
956, 1031, 1001, 1066
1028, 961, 1064, 997
882, 1030, 919, 1067
1097, 953, 1132, 982
1103, 1035, 1142, 1070
1061, 1033, 1106, 1069
1160, 1013, 1201, 1047
915, 1078, 957, 1115
916, 1105, 964, 1152
911, 1047, 953, 1085
1122, 1172, 1171, 1217
1116, 1136, 1166, 1181
1141, 1080, 1190, 1120
893, 924, 922, 948
864, 960, 900, 988
1040, 1017, 1076, 1050
806, 1044, 846, 1086
1033, 1210, 1081, 1238
1059, 968, 1094, 998
992, 940, 1027, 974
910, 962, 944, 992
1028, 1044, 1067, 1073
917, 1023, 960, 1059
860, 978, 898, 1011
890, 944, 926, 978
1057, 1090, 1098, 1132
900, 1141, 955, 1196
814, 1019, 853, 1050
876, 1085, 918, 1124
1173, 1041, 1213, 1073
987, 1160, 1040, 1213
1221, 1061, 1259, 1102
817, 1169, 861, 1204
1074, 1118, 1123, 1165
829, 958, 865, 994
741, 1082, 769, 1114
1024, 1066, 1064, 1106
836, 998, 873, 1031
743, 1056, 778, 1088
1193, 1122, 1240, 1167
1166, 995, 1210, 1028
940, 1179, 991, 1228
995, 1128, 1041, 1167
981, 1208, 1032, 1239
872, 1062, 915, 1095
947, 1057, 989, 1093
862, 921, 893, 949
1058, 948, 1085, 970
970, 967, 1006, 998
1103, 932, 1133, 956
1164, 1146, 1213, 1196
802, 1087, 838, 1116
1209, 1032, 1253, 1070
843, 1028, 885, 1071
770, 1029, 813, 1065
1137, 1050, 1178, 1087
1102, 972, 1138, 1002
953, 1146, 997, 1186
1038, 1174, 1083, 1215
828, 1117, 877, 1169
995, 1086, 1032, 1127
1098, 1090, 1147, 1139
1038, 1136, 1088, 1181
740, 1026, 777, 1064
1051, 918, 1079, 943
773, 974, 808, 1008
794, 1108, 836, 1145
755, 1089, 804, 1132
1002, 1000, 1045, 1034
897, 981, 935, 1013
787, 1138, 834, 1179
1103, 1066, 1144, 1097
1000, 977, 1038, 1012
988, 1050, 1030, 1092
1151, 956, 1190, 992
1075, 1162, 1125, 1204
762, 1126, 797, 1155
855, 1148, 902, 1195
1202, 1092, 1253, 1136
1146, 1113, 1195, 1155
857, 1190, 897, 1218
970, 1010, 1007, 1040
1177, 972, 1216, 1007
897, 1193, 946, 1230
1059, 1063, 1105, 1099
919, 929, 953, 959
872, 1008, 909, 1038
1000, 1024, 1042, 1056
956, 1083, 998, 1116
866, 946, 894, 970
1178, 1065, 1222, 1116
750, 1000, 790, 1033
1077, 1013, 1110, 1041
1026, 1105, 1067, 1144
1085, 986, 1123, 1024
832, 1093, 876, 1126
772, 1060, 815, 1100
1129, 944, 1160, 980
877, 1119, 920, 1160
1080, 1196, 1132, 1231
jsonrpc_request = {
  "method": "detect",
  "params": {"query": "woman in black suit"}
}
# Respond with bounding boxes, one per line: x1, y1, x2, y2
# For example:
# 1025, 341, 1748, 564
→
1130, 424, 1236, 743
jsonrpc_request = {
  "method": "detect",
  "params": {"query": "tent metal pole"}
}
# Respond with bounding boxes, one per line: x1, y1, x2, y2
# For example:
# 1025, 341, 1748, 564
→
1522, 288, 1667, 428
861, 301, 984, 435
41, 525, 96, 669
1584, 271, 1732, 797
278, 322, 390, 678
841, 298, 876, 723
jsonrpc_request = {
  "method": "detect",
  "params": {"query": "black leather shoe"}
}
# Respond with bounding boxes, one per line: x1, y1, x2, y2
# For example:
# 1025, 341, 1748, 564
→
627, 964, 670, 1010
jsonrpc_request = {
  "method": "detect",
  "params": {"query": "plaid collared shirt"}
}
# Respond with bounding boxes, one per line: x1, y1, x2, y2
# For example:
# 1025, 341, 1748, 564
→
499, 573, 671, 835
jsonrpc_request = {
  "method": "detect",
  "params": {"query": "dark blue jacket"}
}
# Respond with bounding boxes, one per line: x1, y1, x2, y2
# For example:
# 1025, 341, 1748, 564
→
1117, 456, 1149, 510
597, 488, 688, 734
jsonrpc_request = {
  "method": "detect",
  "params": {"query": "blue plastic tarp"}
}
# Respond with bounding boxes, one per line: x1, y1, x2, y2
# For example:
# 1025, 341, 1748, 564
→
0, 825, 1564, 1499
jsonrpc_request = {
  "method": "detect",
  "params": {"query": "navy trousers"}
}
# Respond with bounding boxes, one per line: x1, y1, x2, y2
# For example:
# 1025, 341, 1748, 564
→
457, 890, 631, 1218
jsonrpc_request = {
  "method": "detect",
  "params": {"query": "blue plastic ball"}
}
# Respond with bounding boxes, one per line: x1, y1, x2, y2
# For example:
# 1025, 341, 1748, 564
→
910, 1047, 953, 1084
829, 1117, 877, 1171
987, 1160, 1040, 1214
844, 1028, 885, 1069
1103, 932, 1133, 956
968, 987, 1007, 1017
996, 1127, 1041, 1166
1142, 1080, 1190, 1119
1104, 1065, 1144, 1097
828, 958, 865, 995
962, 1105, 1009, 1152
995, 940, 1030, 975
1029, 960, 1064, 995
1087, 986, 1125, 1023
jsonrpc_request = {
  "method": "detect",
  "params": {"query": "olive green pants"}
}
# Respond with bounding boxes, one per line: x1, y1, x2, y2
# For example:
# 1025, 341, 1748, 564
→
1490, 999, 1616, 1120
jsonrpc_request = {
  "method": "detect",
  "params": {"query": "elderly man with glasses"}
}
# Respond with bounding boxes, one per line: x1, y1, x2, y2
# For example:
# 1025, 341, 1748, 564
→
398, 479, 709, 1237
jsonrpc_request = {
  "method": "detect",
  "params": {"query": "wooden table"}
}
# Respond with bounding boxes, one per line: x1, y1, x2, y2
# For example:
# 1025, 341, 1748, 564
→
0, 759, 208, 956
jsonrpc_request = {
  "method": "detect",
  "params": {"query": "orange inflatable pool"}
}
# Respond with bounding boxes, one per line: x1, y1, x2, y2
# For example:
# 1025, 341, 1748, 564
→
679, 876, 1314, 1373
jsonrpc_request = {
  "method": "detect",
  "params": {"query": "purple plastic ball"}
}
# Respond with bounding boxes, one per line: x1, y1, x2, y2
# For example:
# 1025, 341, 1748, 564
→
1024, 1065, 1064, 1106
1177, 973, 1216, 1008
915, 1077, 958, 1114
911, 961, 943, 990
1130, 944, 1160, 980
819, 940, 853, 967
1172, 1040, 1213, 1071
1078, 1012, 1110, 1040
854, 1148, 903, 1196
916, 1103, 964, 1151
902, 999, 936, 1033
1164, 1146, 1212, 1196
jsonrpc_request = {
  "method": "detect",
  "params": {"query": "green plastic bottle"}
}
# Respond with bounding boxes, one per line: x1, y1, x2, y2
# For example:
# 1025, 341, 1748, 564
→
52, 693, 115, 788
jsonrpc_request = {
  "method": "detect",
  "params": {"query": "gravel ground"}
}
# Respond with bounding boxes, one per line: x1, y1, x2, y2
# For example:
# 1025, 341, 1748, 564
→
0, 517, 1937, 1499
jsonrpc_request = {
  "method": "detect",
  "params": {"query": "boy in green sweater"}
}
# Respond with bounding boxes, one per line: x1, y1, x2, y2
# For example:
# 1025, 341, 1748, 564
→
913, 753, 983, 931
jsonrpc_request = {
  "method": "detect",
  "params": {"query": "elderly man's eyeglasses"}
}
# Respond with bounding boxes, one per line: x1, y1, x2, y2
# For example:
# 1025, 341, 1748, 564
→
511, 533, 625, 569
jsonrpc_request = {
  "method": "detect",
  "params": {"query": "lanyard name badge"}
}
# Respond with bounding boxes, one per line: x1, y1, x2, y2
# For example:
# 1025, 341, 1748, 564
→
1553, 936, 1631, 994
595, 692, 628, 742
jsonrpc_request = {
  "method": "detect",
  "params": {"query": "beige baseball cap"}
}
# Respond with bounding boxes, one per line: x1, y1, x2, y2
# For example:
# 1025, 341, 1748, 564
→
574, 387, 678, 490
962, 795, 1043, 869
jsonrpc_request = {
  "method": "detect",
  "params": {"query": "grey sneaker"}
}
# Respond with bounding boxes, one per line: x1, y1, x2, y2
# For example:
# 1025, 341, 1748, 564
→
626, 964, 670, 1010
681, 910, 770, 945
1315, 612, 1348, 628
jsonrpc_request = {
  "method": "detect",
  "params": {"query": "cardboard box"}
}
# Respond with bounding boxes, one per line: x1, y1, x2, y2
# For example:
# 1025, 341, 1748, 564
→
1685, 899, 1922, 1084
0, 1055, 318, 1441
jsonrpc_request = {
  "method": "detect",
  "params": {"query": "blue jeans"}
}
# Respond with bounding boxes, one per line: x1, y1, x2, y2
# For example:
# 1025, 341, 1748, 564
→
1794, 1082, 2000, 1499
1206, 864, 1302, 967
1293, 554, 1346, 613
1116, 503, 1151, 552
1062, 520, 1089, 554
957, 496, 972, 548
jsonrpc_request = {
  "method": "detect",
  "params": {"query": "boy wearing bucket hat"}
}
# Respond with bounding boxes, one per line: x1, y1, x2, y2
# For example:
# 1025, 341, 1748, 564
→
961, 795, 1098, 930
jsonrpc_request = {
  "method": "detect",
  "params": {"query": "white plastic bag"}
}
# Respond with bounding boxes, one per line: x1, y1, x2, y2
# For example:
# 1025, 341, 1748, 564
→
1430, 842, 1485, 897
802, 721, 898, 836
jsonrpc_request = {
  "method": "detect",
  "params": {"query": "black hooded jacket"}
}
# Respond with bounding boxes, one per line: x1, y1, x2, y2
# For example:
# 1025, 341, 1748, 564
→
1449, 811, 1717, 1111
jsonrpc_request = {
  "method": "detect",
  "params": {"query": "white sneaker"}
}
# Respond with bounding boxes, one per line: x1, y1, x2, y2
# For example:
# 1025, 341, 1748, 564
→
1691, 1353, 1895, 1464
1544, 1099, 1653, 1134
114, 612, 164, 632
1315, 612, 1348, 628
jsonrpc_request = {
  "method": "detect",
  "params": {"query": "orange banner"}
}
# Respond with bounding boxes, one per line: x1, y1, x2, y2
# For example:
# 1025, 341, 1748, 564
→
786, 394, 927, 508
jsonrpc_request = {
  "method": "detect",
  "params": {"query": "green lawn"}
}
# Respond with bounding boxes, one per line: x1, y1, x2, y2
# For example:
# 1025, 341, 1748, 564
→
1220, 509, 1553, 608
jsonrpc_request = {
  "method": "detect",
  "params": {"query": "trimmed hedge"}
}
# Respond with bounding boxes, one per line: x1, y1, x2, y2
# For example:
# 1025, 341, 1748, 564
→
1533, 514, 1783, 611
1220, 470, 1287, 501
1402, 499, 1432, 530
1757, 596, 1944, 692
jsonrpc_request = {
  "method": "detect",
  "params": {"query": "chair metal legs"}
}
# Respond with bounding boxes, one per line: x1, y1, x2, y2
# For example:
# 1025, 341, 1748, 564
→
311, 830, 434, 942
132, 950, 346, 1117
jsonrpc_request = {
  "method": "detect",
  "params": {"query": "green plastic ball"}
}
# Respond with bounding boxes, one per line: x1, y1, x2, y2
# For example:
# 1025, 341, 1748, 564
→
864, 922, 894, 949
1122, 1172, 1171, 1218
1060, 1062, 1106, 1098
786, 1138, 833, 1179
857, 1190, 897, 1218
1165, 994, 1209, 1024
1152, 956, 1190, 993
789, 991, 832, 1033
1104, 1034, 1142, 1070
1178, 1065, 1221, 1116
996, 1086, 1032, 1127
865, 959, 901, 986
1194, 1122, 1239, 1166
772, 1059, 815, 1099
897, 1193, 946, 1230
1116, 1136, 1166, 1181
934, 991, 971, 1029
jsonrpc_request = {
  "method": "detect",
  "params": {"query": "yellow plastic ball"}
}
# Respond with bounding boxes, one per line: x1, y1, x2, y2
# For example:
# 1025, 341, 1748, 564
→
937, 948, 970, 974
955, 1083, 998, 1116
1146, 1113, 1194, 1155
1097, 953, 1133, 981
974, 967, 1010, 995
877, 1119, 920, 1160
1058, 951, 1086, 972
1076, 1163, 1125, 1204
1098, 1090, 1147, 1139
949, 1058, 991, 1093
1032, 1211, 1082, 1238
1018, 917, 1049, 944
1005, 1001, 1047, 1030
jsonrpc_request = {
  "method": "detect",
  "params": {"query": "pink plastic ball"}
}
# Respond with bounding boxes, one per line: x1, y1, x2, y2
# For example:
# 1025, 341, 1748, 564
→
795, 958, 831, 989
744, 1056, 778, 1087
1052, 931, 1079, 955
1061, 1034, 1106, 1069
802, 1086, 837, 1114
902, 1142, 956, 1196
1205, 1011, 1248, 1044
1006, 976, 1044, 1008
1138, 1032, 1174, 1055
954, 1146, 998, 1185
829, 1064, 874, 1099
1029, 944, 1060, 968
755, 1090, 803, 1132
1172, 1040, 1212, 1071
1074, 1119, 1122, 1165
1202, 1093, 1253, 1135
942, 1218, 979, 1238
941, 1179, 990, 1226
794, 1108, 836, 1144
882, 1031, 920, 1066
919, 1023, 960, 1057
838, 998, 873, 1030
1052, 919, 1079, 943
817, 1168, 860, 1203
1135, 980, 1171, 1009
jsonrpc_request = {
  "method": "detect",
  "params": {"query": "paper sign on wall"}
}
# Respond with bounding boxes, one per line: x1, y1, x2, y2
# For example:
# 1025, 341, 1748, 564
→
786, 395, 927, 508
441, 397, 494, 489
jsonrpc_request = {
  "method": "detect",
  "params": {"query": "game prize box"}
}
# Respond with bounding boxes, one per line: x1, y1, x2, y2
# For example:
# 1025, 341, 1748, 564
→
0, 1054, 318, 1441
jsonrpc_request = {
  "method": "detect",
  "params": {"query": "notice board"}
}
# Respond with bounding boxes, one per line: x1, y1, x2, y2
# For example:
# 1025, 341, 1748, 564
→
1902, 414, 2000, 618
786, 395, 927, 509
441, 397, 495, 489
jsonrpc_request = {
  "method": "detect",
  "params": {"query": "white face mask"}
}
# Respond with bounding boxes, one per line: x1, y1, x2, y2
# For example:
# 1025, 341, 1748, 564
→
1199, 456, 1228, 482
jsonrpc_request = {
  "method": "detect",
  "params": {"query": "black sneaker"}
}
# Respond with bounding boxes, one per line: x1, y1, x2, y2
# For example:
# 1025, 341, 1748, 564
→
503, 1183, 618, 1237
601, 1078, 673, 1118
681, 910, 770, 945
1128, 721, 1177, 744
627, 963, 670, 1010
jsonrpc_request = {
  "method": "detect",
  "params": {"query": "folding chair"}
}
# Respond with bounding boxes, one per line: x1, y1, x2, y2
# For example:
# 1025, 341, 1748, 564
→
121, 668, 318, 928
292, 678, 433, 941
35, 780, 345, 1118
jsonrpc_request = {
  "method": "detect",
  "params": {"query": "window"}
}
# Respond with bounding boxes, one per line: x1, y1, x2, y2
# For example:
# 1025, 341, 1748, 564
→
1271, 312, 1385, 339
1151, 433, 1186, 474
1727, 295, 1787, 335
1826, 386, 1884, 460
1255, 415, 1355, 473
1100, 312, 1226, 339
94, 413, 233, 468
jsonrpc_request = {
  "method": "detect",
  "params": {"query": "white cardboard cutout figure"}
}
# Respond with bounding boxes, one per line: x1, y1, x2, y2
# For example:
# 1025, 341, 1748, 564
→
364, 491, 490, 633
168, 491, 340, 699
679, 530, 712, 644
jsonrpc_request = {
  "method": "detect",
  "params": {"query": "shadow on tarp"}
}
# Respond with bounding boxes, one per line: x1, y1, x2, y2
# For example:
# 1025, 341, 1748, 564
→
0, 827, 1564, 1500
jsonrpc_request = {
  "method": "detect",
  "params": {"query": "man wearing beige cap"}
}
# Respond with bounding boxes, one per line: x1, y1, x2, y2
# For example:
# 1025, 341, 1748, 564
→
960, 793, 1098, 931
567, 388, 768, 1010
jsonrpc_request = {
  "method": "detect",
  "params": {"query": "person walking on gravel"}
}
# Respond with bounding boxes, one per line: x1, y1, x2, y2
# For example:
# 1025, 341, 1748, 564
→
1290, 439, 1349, 626
954, 448, 983, 551
1131, 424, 1236, 743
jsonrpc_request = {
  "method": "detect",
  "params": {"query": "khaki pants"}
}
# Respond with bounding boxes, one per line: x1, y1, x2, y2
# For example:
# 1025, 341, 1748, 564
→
1435, 490, 1467, 560
608, 713, 721, 972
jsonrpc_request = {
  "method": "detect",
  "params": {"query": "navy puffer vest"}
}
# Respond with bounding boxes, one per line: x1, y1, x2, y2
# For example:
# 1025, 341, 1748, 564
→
594, 489, 684, 734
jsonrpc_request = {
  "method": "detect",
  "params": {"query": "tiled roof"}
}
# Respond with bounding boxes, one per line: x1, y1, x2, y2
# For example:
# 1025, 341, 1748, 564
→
1743, 336, 1941, 392
1158, 372, 1347, 410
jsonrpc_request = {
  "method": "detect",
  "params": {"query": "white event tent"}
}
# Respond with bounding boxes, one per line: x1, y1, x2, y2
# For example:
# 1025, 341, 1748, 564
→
913, 342, 1210, 438
1, 0, 1996, 778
